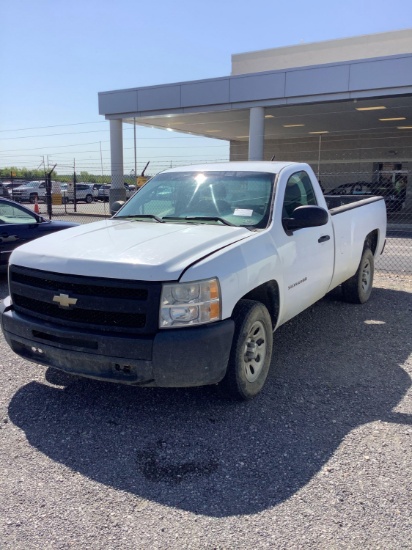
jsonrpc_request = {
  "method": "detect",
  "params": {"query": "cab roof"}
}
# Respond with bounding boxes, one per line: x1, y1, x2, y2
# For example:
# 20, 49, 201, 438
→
162, 161, 297, 175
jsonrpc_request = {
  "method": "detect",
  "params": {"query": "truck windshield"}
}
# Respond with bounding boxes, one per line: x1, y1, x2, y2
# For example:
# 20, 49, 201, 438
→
114, 171, 275, 228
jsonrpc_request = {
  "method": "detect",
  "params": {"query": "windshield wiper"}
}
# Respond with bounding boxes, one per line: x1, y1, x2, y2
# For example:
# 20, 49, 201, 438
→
116, 214, 164, 223
163, 216, 235, 226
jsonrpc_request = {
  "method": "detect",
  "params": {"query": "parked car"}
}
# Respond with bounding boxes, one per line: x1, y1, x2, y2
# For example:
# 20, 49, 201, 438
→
12, 180, 49, 203
328, 181, 406, 212
63, 183, 94, 204
97, 184, 111, 202
92, 183, 104, 201
126, 184, 137, 198
0, 198, 78, 270
2, 181, 25, 199
97, 183, 136, 202
0, 183, 10, 199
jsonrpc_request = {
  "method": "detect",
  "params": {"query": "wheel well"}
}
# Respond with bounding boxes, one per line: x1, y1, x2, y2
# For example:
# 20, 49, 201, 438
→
364, 230, 378, 254
242, 280, 279, 329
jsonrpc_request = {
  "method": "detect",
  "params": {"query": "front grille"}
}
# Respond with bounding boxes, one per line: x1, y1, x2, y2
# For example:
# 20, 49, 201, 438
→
14, 295, 146, 328
12, 271, 148, 300
10, 265, 162, 334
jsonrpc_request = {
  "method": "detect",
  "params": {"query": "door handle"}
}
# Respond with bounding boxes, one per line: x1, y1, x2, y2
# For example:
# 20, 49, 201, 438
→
318, 235, 330, 243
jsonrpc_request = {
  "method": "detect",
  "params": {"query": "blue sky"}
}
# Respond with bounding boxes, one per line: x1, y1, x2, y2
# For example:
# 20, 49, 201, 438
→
1, 0, 412, 176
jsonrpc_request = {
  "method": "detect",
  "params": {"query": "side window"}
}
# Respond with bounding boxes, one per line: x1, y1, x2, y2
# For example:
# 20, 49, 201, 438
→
0, 203, 37, 224
283, 171, 318, 217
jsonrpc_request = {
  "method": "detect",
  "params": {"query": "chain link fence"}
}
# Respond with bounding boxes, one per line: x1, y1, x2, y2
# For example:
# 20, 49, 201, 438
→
1, 169, 411, 275
319, 170, 411, 275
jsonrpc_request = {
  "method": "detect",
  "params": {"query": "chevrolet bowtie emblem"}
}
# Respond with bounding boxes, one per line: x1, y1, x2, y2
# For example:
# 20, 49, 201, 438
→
52, 293, 78, 309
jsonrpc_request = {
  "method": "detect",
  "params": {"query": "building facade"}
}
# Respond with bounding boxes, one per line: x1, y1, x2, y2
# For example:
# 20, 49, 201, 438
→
98, 29, 412, 213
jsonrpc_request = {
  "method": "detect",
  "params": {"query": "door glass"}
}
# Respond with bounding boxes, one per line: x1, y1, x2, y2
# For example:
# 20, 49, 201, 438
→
0, 203, 37, 225
283, 171, 318, 217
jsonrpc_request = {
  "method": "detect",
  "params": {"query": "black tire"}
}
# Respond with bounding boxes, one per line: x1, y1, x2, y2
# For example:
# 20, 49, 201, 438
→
29, 193, 38, 204
220, 299, 273, 400
85, 194, 93, 203
342, 248, 374, 304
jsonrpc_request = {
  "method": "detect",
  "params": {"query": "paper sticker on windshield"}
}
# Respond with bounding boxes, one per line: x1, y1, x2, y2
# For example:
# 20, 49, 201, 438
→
234, 208, 253, 217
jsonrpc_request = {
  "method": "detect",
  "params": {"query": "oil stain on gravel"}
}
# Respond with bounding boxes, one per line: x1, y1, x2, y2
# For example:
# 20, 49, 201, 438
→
136, 439, 219, 484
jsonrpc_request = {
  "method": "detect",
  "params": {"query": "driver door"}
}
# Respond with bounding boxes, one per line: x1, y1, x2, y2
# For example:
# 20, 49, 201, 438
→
276, 171, 334, 324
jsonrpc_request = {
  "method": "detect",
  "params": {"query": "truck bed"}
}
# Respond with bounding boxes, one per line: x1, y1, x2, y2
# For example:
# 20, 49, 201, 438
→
324, 194, 384, 211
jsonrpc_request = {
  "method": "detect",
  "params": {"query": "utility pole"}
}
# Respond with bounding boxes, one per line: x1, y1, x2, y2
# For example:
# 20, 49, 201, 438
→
99, 142, 104, 178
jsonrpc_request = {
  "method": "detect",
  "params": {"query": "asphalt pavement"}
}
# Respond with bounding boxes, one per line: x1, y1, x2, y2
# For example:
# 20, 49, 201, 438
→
0, 272, 411, 549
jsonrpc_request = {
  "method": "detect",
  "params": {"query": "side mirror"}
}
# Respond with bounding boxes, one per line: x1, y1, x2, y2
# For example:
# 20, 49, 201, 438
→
283, 205, 328, 231
111, 201, 125, 216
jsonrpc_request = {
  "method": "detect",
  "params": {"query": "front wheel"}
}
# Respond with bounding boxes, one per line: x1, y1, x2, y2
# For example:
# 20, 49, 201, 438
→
85, 194, 93, 203
29, 193, 38, 204
220, 299, 273, 400
342, 248, 374, 304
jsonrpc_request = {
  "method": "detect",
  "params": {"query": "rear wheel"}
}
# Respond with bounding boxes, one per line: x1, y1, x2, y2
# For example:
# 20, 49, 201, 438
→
342, 248, 374, 304
220, 299, 273, 400
29, 193, 38, 204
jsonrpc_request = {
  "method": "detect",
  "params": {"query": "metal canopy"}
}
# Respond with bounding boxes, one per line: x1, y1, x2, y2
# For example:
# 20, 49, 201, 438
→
121, 95, 412, 142
99, 53, 412, 142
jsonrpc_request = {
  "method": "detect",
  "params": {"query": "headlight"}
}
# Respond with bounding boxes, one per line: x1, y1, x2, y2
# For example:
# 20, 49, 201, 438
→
160, 278, 221, 328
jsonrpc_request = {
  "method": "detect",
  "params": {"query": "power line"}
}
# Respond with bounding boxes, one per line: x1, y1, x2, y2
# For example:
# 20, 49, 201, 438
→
0, 129, 112, 140
2, 98, 412, 138
0, 142, 229, 155
0, 121, 105, 133
0, 134, 228, 152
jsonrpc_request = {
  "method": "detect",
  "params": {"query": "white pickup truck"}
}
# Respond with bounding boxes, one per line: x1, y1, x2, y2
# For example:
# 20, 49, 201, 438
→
11, 180, 49, 203
1, 162, 386, 399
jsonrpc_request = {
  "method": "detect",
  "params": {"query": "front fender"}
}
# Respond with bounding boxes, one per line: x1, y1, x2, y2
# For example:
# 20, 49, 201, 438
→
180, 232, 281, 320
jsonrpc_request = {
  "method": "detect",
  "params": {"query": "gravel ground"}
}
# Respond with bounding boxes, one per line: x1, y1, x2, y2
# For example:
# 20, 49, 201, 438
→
0, 272, 411, 549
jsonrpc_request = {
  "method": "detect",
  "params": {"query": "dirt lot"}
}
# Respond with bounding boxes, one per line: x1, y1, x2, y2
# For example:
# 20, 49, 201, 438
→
0, 273, 411, 549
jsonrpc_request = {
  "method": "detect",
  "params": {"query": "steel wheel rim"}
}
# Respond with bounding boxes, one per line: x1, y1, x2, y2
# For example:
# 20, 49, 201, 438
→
242, 320, 267, 382
361, 258, 371, 292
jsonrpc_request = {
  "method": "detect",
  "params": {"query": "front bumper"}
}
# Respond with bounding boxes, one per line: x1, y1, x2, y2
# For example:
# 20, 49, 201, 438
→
1, 297, 234, 387
12, 195, 28, 202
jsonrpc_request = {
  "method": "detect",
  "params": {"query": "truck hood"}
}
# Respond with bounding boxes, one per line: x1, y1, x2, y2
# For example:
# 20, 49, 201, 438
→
10, 218, 252, 280
13, 186, 35, 192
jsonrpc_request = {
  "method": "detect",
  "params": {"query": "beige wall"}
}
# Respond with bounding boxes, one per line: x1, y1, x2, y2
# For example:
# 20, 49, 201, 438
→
231, 29, 412, 75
